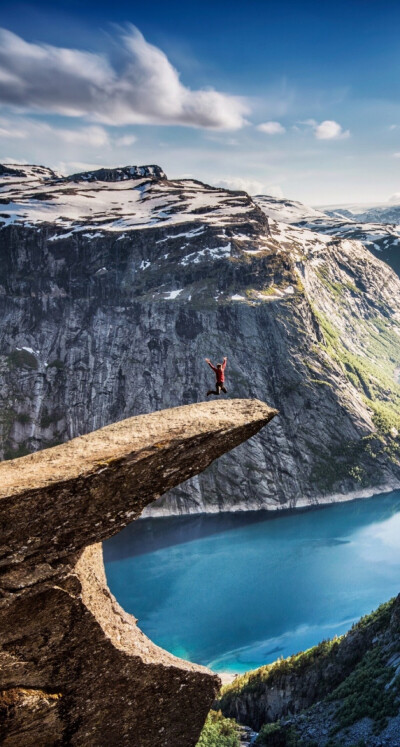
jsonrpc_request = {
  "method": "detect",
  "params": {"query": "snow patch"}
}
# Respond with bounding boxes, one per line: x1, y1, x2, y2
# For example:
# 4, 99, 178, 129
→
164, 289, 183, 299
180, 243, 231, 266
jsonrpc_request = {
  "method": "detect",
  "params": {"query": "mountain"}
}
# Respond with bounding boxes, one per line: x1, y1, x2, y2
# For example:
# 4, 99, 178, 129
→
255, 194, 400, 277
322, 200, 400, 225
218, 595, 400, 746
1, 163, 400, 515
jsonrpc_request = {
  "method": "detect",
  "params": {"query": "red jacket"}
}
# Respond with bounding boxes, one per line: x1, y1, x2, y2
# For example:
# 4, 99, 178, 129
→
207, 359, 226, 383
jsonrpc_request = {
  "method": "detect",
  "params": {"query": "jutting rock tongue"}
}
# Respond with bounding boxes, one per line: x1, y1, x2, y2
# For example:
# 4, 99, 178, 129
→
0, 399, 277, 747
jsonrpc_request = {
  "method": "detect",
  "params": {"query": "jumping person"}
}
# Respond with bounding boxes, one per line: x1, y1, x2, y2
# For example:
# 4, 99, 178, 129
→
205, 356, 228, 396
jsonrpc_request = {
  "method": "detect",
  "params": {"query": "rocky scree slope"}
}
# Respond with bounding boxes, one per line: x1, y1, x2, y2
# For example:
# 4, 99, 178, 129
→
218, 595, 400, 746
1, 163, 400, 514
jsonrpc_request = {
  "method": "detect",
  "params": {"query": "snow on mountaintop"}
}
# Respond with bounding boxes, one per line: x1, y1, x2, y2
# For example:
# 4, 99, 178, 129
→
0, 162, 258, 235
255, 195, 328, 224
254, 193, 400, 276
323, 203, 400, 225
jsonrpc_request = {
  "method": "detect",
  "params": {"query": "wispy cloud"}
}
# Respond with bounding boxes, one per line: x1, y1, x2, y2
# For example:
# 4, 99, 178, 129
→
0, 125, 26, 139
0, 26, 249, 130
0, 117, 110, 147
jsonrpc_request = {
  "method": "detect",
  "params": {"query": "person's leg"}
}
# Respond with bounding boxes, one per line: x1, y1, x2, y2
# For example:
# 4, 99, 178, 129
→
216, 384, 222, 395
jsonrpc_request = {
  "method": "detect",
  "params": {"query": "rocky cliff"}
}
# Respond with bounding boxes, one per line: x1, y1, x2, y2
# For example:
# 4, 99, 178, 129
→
218, 595, 400, 746
0, 398, 276, 746
1, 163, 400, 515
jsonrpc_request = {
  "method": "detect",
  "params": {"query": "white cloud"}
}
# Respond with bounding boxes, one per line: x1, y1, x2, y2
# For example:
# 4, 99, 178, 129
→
57, 161, 106, 174
115, 134, 137, 147
213, 176, 283, 197
0, 26, 249, 130
388, 193, 400, 204
57, 125, 110, 147
393, 152, 400, 159
214, 177, 266, 194
1, 156, 28, 164
257, 121, 285, 135
264, 184, 284, 198
314, 120, 350, 140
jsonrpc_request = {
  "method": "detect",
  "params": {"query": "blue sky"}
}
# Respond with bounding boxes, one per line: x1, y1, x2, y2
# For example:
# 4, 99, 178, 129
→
0, 0, 400, 204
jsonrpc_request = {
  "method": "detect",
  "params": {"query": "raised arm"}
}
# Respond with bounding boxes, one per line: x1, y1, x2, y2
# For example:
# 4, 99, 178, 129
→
205, 358, 217, 372
222, 356, 227, 370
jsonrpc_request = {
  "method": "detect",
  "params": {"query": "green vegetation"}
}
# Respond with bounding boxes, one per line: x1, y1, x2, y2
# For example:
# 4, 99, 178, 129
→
309, 436, 376, 491
219, 638, 342, 705
306, 306, 400, 489
315, 310, 400, 432
353, 597, 395, 633
327, 645, 400, 734
48, 359, 65, 370
16, 412, 31, 425
255, 723, 299, 746
256, 722, 282, 741
197, 711, 240, 747
315, 265, 362, 300
309, 378, 333, 388
4, 442, 31, 460
255, 723, 318, 746
260, 286, 280, 296
315, 265, 345, 299
40, 409, 61, 429
219, 599, 397, 706
7, 349, 38, 370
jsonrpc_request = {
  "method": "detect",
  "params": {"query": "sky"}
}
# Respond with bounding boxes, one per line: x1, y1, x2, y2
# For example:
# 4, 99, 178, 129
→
0, 0, 400, 204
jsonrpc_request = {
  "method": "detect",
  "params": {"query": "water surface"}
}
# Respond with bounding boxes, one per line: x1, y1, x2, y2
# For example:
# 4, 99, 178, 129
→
104, 492, 400, 674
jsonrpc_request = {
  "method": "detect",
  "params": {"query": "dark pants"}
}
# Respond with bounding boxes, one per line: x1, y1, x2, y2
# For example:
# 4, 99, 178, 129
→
207, 382, 227, 396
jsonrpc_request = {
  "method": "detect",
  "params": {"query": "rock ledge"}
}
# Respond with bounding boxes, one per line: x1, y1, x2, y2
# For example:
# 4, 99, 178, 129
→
0, 399, 277, 746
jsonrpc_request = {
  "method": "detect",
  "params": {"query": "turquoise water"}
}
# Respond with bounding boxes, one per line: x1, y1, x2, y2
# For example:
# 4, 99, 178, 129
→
104, 492, 400, 674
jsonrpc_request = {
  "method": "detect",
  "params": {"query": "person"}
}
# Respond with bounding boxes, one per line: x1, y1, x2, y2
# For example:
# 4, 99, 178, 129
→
205, 356, 228, 396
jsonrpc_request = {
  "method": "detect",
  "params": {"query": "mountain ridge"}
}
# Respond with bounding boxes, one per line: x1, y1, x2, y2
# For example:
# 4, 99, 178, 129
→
1, 163, 400, 515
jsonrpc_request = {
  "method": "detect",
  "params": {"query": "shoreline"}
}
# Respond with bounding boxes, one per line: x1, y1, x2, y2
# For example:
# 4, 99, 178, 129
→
141, 480, 400, 519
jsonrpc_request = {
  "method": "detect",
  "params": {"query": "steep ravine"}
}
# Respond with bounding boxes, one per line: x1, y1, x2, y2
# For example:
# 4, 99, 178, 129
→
1, 163, 400, 515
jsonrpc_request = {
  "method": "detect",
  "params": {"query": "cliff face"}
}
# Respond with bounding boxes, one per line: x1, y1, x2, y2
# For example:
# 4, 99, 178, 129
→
1, 163, 400, 515
0, 399, 275, 746
218, 596, 400, 746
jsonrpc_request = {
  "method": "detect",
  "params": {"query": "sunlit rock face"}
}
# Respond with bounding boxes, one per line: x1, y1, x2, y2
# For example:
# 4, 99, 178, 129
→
1, 163, 400, 514
0, 399, 276, 746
